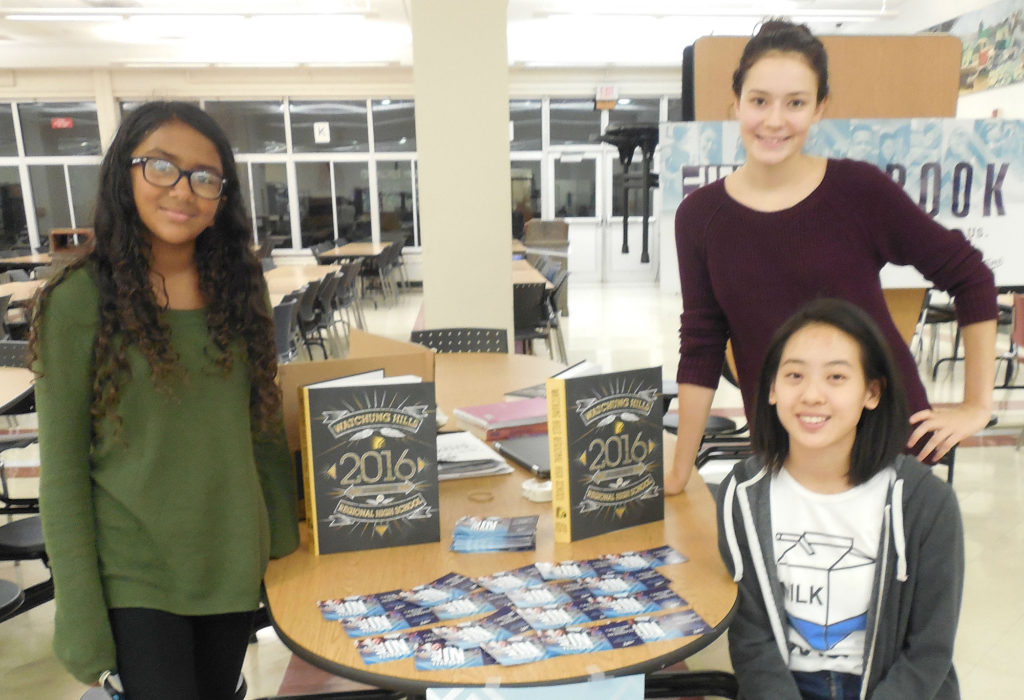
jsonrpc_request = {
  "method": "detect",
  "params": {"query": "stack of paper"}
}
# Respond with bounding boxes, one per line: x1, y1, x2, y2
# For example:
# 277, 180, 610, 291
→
450, 516, 538, 552
436, 432, 513, 481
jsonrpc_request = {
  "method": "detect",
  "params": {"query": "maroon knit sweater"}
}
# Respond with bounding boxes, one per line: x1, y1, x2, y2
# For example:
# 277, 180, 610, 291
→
675, 158, 997, 421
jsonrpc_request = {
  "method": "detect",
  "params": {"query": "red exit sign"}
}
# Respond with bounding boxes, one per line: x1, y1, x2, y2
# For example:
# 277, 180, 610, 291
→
51, 117, 74, 129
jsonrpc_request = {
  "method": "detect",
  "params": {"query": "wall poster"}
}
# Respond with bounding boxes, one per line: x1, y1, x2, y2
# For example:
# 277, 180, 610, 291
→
659, 118, 1024, 288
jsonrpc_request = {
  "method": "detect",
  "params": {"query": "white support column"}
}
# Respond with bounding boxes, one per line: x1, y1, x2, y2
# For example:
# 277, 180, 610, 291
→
411, 0, 513, 339
92, 70, 118, 150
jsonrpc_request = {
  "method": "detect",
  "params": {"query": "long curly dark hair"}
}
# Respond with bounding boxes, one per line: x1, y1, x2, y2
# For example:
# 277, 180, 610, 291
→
31, 101, 281, 437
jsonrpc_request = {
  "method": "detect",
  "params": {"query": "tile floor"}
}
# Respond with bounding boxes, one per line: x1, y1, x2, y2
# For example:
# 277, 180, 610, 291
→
2, 281, 1023, 698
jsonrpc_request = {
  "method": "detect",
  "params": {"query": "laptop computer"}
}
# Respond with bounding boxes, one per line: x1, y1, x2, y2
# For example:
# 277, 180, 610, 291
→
492, 433, 550, 479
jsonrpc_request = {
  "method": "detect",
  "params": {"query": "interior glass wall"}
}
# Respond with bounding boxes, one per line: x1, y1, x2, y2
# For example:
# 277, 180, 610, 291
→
554, 159, 596, 217
371, 100, 416, 152
334, 162, 371, 240
510, 100, 542, 151
376, 160, 415, 246
0, 94, 670, 256
0, 166, 25, 250
18, 102, 102, 156
549, 99, 602, 146
290, 101, 369, 153
204, 100, 288, 154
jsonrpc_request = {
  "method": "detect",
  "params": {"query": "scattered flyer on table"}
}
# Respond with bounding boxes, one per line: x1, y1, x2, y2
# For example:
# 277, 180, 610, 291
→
314, 544, 709, 669
450, 515, 539, 553
475, 565, 544, 593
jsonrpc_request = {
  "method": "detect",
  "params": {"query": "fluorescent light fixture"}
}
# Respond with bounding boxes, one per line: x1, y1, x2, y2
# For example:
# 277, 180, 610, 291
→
303, 61, 394, 68
540, 6, 896, 20
6, 13, 122, 22
119, 62, 213, 69
213, 62, 301, 69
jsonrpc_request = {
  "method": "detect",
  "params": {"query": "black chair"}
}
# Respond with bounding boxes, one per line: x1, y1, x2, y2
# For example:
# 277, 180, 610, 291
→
315, 271, 344, 353
512, 282, 554, 358
380, 232, 410, 290
295, 281, 328, 360
0, 578, 24, 623
545, 269, 569, 363
411, 328, 509, 353
359, 244, 399, 307
0, 516, 53, 619
310, 240, 337, 265
331, 262, 366, 338
646, 670, 739, 698
0, 294, 11, 339
272, 299, 300, 364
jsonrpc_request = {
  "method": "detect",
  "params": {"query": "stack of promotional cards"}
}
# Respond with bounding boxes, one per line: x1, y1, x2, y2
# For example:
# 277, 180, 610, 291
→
316, 545, 709, 670
450, 515, 538, 552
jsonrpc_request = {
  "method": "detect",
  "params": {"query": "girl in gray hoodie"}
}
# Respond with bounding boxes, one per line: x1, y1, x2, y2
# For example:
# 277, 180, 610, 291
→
717, 299, 963, 699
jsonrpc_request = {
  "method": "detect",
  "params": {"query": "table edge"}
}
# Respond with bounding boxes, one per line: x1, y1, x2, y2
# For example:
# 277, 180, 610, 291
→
263, 591, 738, 694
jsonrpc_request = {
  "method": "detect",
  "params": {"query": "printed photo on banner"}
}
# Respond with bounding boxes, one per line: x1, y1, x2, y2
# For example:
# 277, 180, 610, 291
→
659, 118, 1024, 287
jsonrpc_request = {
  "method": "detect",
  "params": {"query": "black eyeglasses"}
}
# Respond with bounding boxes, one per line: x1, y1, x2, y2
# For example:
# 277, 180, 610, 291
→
129, 156, 226, 200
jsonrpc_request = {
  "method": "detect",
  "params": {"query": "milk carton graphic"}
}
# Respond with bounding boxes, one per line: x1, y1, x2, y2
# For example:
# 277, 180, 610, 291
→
776, 532, 874, 651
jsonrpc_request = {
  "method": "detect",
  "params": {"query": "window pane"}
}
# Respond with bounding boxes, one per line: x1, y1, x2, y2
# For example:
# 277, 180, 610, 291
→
19, 102, 102, 156
0, 167, 26, 249
554, 159, 595, 217
204, 100, 286, 154
119, 100, 200, 119
607, 98, 660, 127
249, 163, 291, 248
377, 160, 414, 245
296, 162, 335, 248
28, 165, 72, 234
371, 100, 416, 152
667, 97, 683, 123
611, 159, 653, 218
334, 162, 370, 241
235, 165, 258, 245
510, 100, 542, 151
511, 160, 540, 236
290, 101, 369, 153
0, 106, 17, 157
549, 99, 601, 146
68, 165, 100, 230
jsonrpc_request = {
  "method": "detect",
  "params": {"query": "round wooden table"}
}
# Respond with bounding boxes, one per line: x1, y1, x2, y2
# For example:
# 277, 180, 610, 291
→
263, 353, 737, 694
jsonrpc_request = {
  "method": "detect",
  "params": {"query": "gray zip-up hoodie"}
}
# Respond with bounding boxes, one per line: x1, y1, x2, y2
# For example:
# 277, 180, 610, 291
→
716, 455, 963, 699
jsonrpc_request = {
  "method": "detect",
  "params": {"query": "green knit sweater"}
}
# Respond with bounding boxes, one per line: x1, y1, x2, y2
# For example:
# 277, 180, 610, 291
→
36, 266, 300, 684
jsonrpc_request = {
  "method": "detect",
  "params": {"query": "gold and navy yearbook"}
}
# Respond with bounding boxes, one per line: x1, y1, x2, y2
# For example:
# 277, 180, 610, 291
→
546, 366, 663, 542
299, 371, 440, 555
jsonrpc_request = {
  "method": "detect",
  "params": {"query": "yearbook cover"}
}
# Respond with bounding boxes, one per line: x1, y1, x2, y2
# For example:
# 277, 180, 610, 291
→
546, 366, 663, 542
300, 372, 439, 555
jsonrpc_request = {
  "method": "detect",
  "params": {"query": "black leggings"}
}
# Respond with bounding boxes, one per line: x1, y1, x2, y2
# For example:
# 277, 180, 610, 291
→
108, 607, 254, 700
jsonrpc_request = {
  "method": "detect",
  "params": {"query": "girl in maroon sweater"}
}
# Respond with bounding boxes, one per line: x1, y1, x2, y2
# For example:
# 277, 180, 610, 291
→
667, 19, 997, 495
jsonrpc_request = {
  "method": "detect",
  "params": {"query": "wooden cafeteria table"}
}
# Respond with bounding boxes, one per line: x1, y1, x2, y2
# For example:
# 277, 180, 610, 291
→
263, 264, 339, 297
0, 368, 33, 413
0, 253, 51, 270
263, 353, 737, 695
319, 241, 390, 261
0, 279, 45, 306
512, 258, 553, 289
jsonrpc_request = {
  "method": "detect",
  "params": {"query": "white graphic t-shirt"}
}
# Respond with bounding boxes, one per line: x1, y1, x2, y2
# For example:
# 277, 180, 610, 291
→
770, 467, 893, 674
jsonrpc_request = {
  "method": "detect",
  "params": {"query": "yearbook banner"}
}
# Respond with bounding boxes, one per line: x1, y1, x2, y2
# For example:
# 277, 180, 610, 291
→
659, 118, 1024, 288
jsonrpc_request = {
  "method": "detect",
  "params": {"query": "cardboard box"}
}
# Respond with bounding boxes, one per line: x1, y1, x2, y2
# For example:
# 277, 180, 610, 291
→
278, 328, 435, 453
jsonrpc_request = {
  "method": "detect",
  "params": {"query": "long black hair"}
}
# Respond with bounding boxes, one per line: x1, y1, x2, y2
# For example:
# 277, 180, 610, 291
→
32, 101, 281, 436
752, 298, 910, 485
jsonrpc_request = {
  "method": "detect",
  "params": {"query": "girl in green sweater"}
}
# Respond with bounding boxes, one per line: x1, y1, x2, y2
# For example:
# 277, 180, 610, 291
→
33, 101, 299, 698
